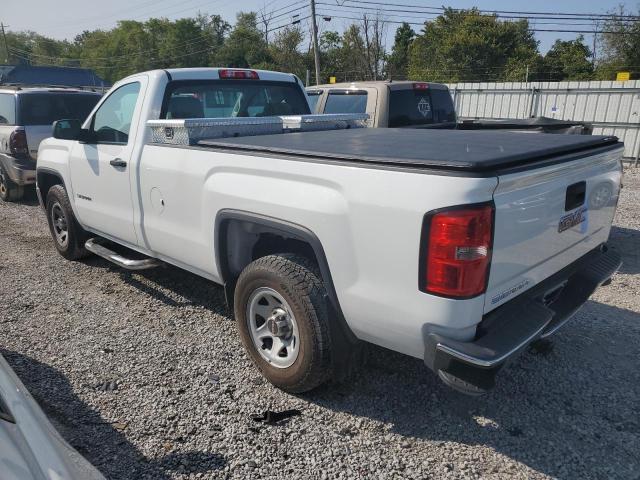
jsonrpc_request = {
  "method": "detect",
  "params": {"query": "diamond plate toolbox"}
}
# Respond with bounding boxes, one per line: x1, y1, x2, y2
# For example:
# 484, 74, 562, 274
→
147, 118, 283, 145
147, 113, 369, 145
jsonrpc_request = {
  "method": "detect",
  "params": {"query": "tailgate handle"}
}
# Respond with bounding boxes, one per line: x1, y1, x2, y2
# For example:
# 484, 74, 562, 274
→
565, 181, 586, 211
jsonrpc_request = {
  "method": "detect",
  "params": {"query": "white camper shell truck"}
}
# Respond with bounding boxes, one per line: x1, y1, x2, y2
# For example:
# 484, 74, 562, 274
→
36, 68, 622, 395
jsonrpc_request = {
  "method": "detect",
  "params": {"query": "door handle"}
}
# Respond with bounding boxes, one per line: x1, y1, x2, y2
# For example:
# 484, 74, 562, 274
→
110, 158, 127, 168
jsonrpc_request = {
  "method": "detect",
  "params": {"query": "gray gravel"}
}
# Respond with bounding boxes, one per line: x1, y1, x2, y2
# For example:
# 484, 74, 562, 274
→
1, 169, 640, 480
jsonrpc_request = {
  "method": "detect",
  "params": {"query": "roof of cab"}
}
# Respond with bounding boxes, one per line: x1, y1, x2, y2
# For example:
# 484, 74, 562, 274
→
159, 67, 300, 83
309, 80, 449, 91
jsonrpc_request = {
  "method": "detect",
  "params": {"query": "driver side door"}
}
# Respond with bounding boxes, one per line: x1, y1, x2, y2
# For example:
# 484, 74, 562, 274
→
69, 80, 145, 246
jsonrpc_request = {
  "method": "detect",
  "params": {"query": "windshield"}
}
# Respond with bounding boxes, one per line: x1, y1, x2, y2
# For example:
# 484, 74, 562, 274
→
388, 88, 456, 127
18, 93, 101, 126
161, 80, 310, 119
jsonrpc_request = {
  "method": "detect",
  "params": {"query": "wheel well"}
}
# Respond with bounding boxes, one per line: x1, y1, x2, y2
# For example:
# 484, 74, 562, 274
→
37, 171, 64, 202
218, 218, 320, 284
216, 211, 359, 345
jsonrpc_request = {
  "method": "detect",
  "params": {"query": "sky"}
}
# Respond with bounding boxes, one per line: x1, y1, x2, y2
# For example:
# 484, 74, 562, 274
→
1, 0, 634, 54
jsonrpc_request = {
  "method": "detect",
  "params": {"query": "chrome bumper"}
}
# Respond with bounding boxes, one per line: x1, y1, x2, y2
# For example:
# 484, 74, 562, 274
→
424, 244, 622, 393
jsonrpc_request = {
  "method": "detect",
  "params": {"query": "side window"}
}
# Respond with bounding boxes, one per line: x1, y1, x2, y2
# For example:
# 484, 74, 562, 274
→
306, 90, 322, 113
0, 93, 16, 125
323, 91, 367, 114
92, 82, 141, 144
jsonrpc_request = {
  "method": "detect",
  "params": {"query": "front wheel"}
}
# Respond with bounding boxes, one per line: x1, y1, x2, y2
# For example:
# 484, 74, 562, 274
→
234, 254, 335, 393
45, 185, 88, 260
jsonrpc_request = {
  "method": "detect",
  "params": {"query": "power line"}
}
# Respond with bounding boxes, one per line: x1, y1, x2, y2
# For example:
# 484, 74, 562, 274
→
315, 12, 632, 34
319, 2, 640, 25
340, 0, 640, 21
8, 33, 213, 62
8, 12, 310, 68
317, 5, 608, 27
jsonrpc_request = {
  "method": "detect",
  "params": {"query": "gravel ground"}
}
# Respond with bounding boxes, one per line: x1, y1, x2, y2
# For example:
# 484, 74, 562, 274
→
1, 168, 639, 480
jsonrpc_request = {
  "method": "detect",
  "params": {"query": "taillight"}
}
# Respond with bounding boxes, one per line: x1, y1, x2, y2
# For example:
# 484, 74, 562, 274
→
9, 129, 29, 157
422, 204, 494, 298
218, 69, 260, 80
413, 82, 429, 90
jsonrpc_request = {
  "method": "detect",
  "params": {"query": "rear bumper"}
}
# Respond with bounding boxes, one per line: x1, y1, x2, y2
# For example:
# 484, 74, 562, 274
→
423, 244, 621, 393
0, 154, 36, 186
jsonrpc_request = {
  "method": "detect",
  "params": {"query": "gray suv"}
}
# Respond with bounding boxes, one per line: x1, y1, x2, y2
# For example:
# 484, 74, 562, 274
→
0, 87, 101, 201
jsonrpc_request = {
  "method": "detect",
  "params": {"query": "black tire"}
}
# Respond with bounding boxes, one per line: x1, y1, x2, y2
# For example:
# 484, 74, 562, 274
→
234, 254, 335, 393
0, 165, 24, 202
45, 185, 88, 260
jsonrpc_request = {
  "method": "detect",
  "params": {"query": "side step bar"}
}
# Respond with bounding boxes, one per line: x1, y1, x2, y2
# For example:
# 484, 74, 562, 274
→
85, 238, 161, 270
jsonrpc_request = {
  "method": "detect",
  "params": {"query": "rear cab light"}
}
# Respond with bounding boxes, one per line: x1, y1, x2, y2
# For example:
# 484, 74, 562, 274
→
413, 83, 429, 90
420, 203, 494, 298
9, 128, 29, 157
218, 69, 260, 80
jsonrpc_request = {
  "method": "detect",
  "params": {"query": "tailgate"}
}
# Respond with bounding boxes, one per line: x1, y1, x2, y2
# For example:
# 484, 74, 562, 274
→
485, 145, 623, 313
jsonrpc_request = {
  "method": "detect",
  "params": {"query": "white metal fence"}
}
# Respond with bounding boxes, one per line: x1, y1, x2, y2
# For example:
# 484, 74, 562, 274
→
447, 80, 640, 162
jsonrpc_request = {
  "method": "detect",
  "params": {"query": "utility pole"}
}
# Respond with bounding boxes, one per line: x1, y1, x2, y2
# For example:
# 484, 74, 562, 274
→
0, 23, 10, 64
591, 19, 599, 66
309, 0, 321, 85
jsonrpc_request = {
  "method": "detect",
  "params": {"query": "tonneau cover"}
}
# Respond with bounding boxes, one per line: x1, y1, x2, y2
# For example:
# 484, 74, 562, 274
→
198, 128, 619, 172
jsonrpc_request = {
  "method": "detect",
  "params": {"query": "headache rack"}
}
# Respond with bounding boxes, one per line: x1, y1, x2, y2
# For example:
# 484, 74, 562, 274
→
147, 113, 369, 145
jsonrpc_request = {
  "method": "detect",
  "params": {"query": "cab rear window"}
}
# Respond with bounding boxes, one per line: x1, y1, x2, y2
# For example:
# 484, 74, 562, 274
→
18, 93, 100, 126
323, 90, 367, 114
161, 80, 310, 119
388, 88, 455, 127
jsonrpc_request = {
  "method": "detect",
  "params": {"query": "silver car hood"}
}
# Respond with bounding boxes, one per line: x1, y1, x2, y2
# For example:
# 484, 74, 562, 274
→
0, 354, 105, 480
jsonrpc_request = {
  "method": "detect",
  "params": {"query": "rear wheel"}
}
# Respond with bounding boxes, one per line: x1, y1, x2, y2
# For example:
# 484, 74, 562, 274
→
234, 254, 335, 393
45, 185, 88, 260
0, 166, 24, 202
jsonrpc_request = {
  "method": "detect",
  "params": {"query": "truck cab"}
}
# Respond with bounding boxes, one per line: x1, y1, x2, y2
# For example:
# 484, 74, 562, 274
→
307, 80, 457, 128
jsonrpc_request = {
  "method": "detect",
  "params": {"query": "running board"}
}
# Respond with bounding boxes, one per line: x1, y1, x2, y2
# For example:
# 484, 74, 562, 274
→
85, 238, 160, 270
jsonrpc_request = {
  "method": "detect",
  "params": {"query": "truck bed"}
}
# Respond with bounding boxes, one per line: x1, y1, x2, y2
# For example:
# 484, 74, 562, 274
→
198, 128, 619, 173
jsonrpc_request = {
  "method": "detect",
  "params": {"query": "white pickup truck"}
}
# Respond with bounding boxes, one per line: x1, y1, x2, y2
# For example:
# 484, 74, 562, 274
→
36, 68, 623, 395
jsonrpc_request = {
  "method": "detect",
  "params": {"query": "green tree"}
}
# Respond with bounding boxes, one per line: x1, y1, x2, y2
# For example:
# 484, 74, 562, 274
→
4, 31, 73, 66
595, 6, 640, 80
542, 36, 593, 81
216, 12, 271, 68
338, 24, 369, 81
319, 30, 342, 81
387, 22, 415, 79
268, 27, 306, 78
408, 8, 540, 83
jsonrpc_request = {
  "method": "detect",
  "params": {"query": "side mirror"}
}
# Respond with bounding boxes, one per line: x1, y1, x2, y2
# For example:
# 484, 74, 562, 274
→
52, 119, 82, 140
